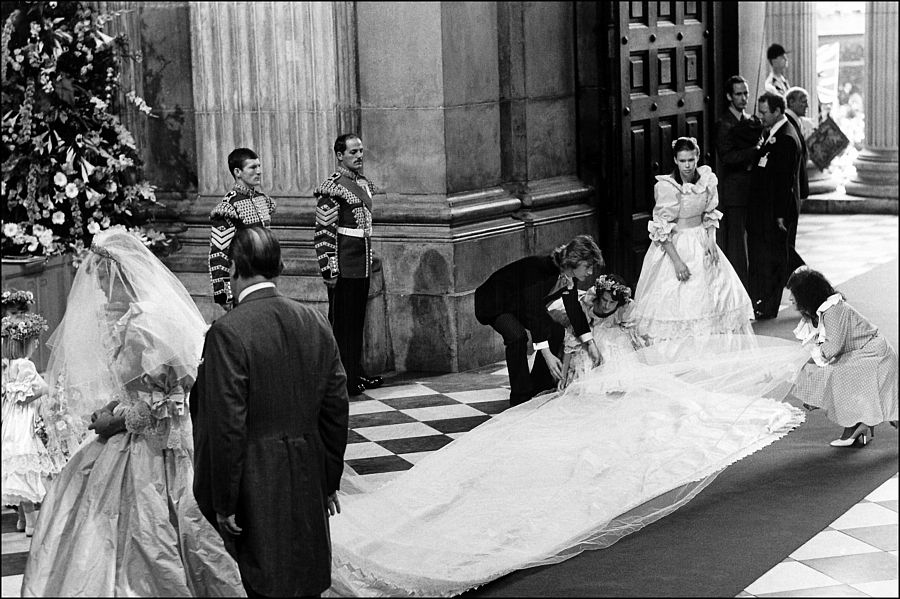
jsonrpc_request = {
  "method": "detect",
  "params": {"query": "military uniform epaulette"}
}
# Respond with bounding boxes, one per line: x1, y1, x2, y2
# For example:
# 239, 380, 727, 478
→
208, 185, 276, 307
313, 170, 374, 280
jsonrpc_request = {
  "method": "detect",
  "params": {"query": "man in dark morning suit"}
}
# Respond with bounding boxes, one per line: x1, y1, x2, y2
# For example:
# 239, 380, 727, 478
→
474, 235, 604, 407
714, 75, 764, 292
747, 92, 805, 320
784, 86, 812, 273
191, 226, 349, 598
314, 133, 383, 397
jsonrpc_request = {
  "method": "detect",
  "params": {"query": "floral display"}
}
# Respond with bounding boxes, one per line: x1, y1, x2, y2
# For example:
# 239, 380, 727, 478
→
1, 288, 35, 307
1, 1, 176, 260
1, 312, 49, 341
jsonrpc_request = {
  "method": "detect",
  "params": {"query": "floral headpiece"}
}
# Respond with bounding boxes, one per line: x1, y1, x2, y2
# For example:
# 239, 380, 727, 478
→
594, 275, 632, 300
1, 313, 49, 342
1, 289, 35, 307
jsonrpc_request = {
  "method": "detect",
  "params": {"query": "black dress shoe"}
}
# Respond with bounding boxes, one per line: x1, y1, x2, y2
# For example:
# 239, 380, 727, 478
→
357, 375, 383, 389
348, 382, 366, 396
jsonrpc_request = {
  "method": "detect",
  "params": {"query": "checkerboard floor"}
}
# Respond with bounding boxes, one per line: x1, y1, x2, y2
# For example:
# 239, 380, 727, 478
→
2, 214, 897, 597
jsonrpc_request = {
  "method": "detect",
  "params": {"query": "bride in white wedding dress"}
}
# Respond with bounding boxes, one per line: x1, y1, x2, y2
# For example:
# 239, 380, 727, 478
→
327, 335, 809, 597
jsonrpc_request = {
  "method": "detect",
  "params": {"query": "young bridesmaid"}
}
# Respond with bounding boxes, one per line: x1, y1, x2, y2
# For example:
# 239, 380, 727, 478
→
1, 312, 56, 536
787, 266, 899, 447
556, 274, 648, 390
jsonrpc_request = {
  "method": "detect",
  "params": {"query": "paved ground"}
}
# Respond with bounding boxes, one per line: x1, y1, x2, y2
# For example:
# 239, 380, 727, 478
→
2, 214, 897, 597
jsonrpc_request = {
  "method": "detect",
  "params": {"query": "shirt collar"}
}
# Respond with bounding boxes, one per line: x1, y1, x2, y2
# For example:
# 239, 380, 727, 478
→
785, 108, 799, 121
232, 181, 257, 196
816, 293, 843, 314
237, 281, 275, 304
728, 105, 749, 121
767, 115, 788, 136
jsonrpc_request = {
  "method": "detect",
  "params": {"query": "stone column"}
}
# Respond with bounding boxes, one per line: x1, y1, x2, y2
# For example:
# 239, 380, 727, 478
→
357, 2, 597, 373
845, 2, 899, 200
765, 2, 817, 116
357, 2, 522, 373
498, 2, 595, 255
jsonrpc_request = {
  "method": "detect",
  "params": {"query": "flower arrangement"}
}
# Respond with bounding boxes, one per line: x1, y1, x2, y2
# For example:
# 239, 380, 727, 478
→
1, 312, 49, 341
1, 1, 177, 260
1, 288, 35, 308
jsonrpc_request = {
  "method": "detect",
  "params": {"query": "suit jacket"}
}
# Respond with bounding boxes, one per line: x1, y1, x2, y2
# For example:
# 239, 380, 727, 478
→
749, 119, 802, 234
784, 111, 810, 199
714, 110, 763, 207
191, 286, 349, 597
474, 255, 590, 344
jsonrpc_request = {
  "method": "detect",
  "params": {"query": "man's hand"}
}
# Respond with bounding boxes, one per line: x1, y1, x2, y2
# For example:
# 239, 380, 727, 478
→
541, 347, 563, 381
586, 340, 602, 367
217, 513, 243, 536
776, 217, 788, 232
326, 492, 341, 517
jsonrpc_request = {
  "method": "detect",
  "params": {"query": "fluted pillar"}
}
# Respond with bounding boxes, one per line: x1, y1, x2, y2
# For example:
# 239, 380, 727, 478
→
845, 2, 899, 200
189, 2, 350, 206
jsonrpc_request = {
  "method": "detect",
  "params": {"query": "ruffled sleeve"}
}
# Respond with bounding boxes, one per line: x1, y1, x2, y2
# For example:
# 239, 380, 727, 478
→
701, 169, 723, 230
647, 179, 680, 244
6, 359, 45, 404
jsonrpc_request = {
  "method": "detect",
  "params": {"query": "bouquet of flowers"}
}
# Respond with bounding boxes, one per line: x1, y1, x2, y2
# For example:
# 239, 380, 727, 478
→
1, 1, 176, 260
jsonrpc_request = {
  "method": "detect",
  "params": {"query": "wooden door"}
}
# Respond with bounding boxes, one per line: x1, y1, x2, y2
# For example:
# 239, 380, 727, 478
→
610, 1, 722, 284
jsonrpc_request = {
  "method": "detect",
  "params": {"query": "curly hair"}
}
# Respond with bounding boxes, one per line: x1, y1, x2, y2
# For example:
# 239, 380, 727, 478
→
786, 266, 841, 326
550, 235, 604, 273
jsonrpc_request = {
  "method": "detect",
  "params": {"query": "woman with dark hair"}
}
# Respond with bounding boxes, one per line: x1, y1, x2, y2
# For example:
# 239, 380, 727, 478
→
553, 273, 647, 388
632, 136, 755, 345
787, 266, 898, 447
474, 234, 604, 406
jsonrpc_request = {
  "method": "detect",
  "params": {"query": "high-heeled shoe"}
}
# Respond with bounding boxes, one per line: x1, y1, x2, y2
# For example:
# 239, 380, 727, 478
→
24, 526, 34, 537
830, 423, 873, 447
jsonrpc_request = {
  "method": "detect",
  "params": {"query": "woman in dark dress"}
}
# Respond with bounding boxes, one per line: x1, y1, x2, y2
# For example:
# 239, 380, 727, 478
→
474, 234, 604, 406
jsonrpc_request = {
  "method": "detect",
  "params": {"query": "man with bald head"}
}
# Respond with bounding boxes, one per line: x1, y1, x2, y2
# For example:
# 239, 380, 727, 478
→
191, 225, 349, 598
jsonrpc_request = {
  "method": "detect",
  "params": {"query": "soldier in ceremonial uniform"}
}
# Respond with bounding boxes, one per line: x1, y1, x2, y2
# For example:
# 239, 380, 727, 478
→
315, 134, 383, 396
208, 148, 275, 310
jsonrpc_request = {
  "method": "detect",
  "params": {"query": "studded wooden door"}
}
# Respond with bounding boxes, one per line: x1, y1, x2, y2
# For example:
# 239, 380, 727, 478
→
611, 1, 722, 283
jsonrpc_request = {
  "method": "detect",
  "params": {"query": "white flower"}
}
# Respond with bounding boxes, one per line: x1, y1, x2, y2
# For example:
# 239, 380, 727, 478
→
101, 216, 110, 228
64, 182, 79, 198
53, 172, 67, 187
38, 228, 54, 248
52, 211, 66, 225
3, 223, 19, 238
85, 187, 103, 205
106, 181, 117, 193
86, 220, 101, 235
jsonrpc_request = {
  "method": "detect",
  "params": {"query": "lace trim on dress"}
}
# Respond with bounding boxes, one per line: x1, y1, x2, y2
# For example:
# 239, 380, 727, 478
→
2, 452, 60, 477
637, 306, 754, 341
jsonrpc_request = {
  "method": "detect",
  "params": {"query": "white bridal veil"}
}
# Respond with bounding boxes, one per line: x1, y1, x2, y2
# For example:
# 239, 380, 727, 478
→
42, 227, 207, 459
328, 334, 809, 597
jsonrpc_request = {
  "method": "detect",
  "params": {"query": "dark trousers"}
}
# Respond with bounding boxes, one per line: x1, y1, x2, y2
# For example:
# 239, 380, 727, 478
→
786, 218, 806, 274
489, 312, 563, 406
748, 223, 789, 318
327, 276, 370, 387
716, 205, 750, 293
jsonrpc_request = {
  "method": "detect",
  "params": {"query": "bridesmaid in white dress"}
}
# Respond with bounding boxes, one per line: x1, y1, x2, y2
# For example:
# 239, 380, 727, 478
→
631, 136, 755, 344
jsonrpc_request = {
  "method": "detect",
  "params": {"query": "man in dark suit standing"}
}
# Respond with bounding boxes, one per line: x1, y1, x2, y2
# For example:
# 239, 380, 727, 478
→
747, 92, 805, 320
191, 226, 349, 598
784, 86, 812, 273
714, 75, 764, 292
